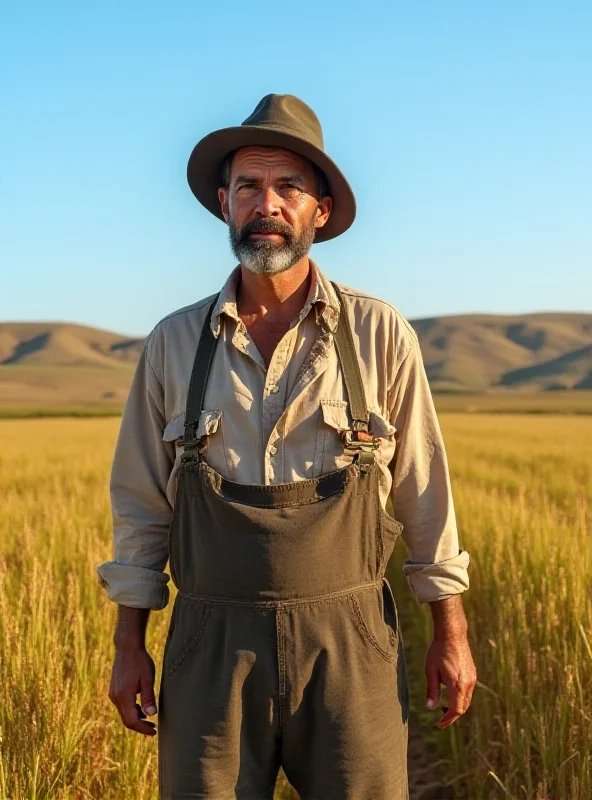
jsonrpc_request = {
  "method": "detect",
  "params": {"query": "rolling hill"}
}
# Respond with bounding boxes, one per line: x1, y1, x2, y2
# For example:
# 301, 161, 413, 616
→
0, 313, 591, 412
413, 313, 592, 391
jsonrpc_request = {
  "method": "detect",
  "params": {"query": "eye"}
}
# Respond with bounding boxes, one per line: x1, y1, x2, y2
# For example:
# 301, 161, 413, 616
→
279, 183, 302, 197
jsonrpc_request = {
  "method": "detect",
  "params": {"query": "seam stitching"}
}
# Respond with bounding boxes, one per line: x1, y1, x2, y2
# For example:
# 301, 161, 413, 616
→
166, 605, 211, 676
349, 594, 397, 664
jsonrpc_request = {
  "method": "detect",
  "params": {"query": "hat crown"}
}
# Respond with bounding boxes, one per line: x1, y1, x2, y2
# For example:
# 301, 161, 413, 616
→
241, 94, 324, 151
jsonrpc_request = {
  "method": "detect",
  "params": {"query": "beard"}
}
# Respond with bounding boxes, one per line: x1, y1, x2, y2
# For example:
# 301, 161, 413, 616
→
228, 210, 317, 275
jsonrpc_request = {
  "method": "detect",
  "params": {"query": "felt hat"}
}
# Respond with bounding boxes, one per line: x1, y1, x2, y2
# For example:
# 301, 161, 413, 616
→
186, 93, 356, 242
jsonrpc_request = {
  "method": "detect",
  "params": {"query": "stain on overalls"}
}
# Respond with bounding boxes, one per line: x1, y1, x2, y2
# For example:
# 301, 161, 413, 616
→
158, 283, 410, 800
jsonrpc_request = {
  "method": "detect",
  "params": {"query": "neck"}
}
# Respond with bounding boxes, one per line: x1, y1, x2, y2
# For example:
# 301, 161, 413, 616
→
237, 256, 312, 324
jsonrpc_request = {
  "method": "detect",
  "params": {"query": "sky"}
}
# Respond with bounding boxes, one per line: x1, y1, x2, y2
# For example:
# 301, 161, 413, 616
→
1, 1, 590, 337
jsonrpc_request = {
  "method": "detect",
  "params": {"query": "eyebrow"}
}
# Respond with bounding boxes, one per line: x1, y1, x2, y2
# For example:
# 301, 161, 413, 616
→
233, 174, 307, 185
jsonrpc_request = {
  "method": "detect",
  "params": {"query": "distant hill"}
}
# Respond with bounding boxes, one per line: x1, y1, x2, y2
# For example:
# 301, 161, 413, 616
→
0, 313, 591, 412
0, 322, 143, 367
413, 313, 592, 391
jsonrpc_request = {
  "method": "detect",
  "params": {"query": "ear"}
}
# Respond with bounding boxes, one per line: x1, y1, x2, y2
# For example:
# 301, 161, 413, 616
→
218, 187, 230, 223
314, 195, 333, 230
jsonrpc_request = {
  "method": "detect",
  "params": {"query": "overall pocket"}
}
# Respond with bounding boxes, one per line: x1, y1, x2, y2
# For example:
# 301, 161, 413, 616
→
163, 595, 211, 677
348, 587, 398, 664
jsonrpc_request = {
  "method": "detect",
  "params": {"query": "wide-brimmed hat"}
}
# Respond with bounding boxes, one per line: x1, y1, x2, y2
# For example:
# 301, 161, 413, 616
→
186, 93, 356, 242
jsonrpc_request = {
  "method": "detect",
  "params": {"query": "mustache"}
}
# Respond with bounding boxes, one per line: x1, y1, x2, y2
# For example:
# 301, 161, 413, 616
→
238, 218, 293, 240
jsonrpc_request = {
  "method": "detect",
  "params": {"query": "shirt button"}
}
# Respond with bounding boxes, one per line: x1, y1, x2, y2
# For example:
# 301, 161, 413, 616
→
269, 445, 278, 456
269, 384, 279, 394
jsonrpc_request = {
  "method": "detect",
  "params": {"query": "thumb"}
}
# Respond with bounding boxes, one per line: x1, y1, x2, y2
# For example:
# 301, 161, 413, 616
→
425, 661, 441, 710
140, 668, 157, 716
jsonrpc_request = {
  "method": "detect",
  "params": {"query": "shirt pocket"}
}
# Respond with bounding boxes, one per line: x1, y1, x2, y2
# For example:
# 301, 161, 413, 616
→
313, 399, 354, 476
162, 409, 229, 476
368, 409, 396, 441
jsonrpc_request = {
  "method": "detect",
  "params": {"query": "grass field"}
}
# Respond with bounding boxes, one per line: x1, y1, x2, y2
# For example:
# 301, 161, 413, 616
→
1, 390, 592, 419
0, 415, 590, 799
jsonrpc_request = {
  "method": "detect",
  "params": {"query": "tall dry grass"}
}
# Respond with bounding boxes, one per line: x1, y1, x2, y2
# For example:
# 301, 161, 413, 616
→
0, 415, 590, 798
389, 413, 592, 799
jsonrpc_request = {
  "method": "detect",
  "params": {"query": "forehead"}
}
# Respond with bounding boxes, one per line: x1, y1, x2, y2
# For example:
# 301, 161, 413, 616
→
230, 146, 315, 178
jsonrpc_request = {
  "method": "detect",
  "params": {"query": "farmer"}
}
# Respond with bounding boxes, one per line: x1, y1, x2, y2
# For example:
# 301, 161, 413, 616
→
97, 93, 476, 799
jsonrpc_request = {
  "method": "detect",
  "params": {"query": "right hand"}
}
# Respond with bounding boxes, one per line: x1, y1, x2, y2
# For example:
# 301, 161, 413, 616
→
108, 646, 158, 736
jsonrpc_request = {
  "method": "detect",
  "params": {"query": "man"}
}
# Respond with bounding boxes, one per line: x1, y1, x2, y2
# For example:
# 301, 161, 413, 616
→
97, 93, 476, 800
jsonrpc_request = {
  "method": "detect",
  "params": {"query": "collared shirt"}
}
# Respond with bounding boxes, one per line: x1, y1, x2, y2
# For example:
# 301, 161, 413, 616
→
97, 260, 470, 609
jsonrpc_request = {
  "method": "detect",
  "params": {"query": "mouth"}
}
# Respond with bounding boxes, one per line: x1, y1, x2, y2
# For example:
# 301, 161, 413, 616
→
248, 232, 285, 240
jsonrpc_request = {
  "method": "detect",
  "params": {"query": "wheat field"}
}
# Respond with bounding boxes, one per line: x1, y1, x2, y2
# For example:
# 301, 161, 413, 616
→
0, 415, 590, 799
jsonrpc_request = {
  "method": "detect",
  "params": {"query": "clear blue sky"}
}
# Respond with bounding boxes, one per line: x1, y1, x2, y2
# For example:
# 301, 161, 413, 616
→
1, 1, 590, 337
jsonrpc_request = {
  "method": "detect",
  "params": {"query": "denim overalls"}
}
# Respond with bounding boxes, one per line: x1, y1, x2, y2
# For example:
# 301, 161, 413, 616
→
158, 283, 410, 799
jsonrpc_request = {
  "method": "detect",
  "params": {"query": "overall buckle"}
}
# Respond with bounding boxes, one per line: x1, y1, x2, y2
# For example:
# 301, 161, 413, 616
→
181, 422, 204, 465
341, 429, 380, 469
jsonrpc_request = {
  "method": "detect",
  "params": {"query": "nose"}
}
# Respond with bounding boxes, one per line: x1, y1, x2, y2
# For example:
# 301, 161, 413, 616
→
254, 186, 282, 218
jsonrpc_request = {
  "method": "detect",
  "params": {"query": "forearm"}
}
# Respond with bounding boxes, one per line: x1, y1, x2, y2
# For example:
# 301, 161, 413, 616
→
114, 605, 151, 651
429, 594, 468, 641
97, 337, 174, 610
389, 338, 471, 605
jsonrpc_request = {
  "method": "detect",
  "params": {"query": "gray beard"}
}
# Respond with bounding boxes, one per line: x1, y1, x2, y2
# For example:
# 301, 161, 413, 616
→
228, 214, 317, 275
238, 246, 299, 275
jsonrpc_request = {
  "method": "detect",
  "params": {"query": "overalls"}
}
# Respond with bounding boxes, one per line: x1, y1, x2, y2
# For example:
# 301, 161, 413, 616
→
158, 283, 410, 800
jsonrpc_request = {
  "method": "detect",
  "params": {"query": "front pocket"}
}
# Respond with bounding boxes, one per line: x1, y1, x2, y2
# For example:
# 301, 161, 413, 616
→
348, 590, 398, 664
313, 399, 353, 476
163, 596, 211, 676
163, 409, 231, 481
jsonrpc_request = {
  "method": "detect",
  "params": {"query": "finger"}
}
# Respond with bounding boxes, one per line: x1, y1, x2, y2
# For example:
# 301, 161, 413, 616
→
437, 680, 466, 728
464, 670, 478, 708
136, 703, 156, 729
119, 696, 157, 736
140, 669, 158, 717
437, 709, 461, 729
425, 660, 441, 710
449, 673, 474, 716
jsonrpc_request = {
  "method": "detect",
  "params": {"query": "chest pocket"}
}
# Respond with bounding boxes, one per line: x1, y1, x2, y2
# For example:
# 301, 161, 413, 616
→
313, 400, 397, 477
313, 399, 353, 476
162, 409, 229, 476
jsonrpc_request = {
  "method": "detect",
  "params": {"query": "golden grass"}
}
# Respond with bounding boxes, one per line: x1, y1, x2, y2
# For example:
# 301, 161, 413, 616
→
0, 415, 590, 798
388, 414, 592, 799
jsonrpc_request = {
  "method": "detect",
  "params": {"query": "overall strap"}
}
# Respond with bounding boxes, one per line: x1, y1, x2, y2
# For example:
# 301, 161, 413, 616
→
182, 294, 220, 458
330, 282, 370, 432
181, 281, 377, 465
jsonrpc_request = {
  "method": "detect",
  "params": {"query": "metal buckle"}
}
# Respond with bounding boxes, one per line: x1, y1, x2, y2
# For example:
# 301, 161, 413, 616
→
341, 429, 380, 470
180, 422, 203, 465
341, 429, 380, 452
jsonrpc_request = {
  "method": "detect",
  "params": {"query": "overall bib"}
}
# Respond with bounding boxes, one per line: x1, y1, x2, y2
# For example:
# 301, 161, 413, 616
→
158, 283, 410, 800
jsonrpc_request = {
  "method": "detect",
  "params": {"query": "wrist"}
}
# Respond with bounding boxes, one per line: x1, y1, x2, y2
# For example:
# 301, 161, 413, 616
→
429, 594, 468, 642
114, 635, 146, 652
432, 625, 468, 643
114, 604, 150, 652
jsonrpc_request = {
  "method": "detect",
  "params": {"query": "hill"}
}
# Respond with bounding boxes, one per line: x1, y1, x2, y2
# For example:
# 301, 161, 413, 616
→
413, 312, 592, 391
0, 322, 143, 367
0, 313, 591, 413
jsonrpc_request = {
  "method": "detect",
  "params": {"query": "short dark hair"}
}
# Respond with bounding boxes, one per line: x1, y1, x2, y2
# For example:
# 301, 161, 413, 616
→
220, 150, 331, 200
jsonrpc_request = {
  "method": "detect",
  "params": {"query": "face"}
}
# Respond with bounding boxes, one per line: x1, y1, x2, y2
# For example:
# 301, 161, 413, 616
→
217, 146, 332, 275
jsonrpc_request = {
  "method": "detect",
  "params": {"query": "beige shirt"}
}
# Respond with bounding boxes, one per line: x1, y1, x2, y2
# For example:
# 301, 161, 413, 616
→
97, 260, 470, 609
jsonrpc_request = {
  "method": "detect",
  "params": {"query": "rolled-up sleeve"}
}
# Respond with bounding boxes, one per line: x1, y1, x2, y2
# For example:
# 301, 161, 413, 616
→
388, 335, 470, 604
96, 334, 173, 610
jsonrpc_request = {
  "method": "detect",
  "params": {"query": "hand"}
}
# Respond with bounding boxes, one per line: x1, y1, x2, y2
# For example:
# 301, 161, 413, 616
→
425, 635, 477, 728
108, 646, 158, 736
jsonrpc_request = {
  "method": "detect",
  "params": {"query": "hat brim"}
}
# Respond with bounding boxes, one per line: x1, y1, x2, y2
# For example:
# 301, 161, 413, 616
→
186, 126, 356, 243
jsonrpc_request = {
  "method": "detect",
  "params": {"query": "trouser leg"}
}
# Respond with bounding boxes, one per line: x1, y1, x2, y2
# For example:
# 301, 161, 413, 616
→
281, 592, 409, 800
158, 599, 281, 799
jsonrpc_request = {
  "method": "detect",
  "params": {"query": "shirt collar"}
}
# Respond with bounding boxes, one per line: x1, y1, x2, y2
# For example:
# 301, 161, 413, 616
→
210, 259, 341, 337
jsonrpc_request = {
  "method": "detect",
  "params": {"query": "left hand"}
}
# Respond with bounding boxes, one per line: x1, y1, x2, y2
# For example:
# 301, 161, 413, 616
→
425, 635, 477, 728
